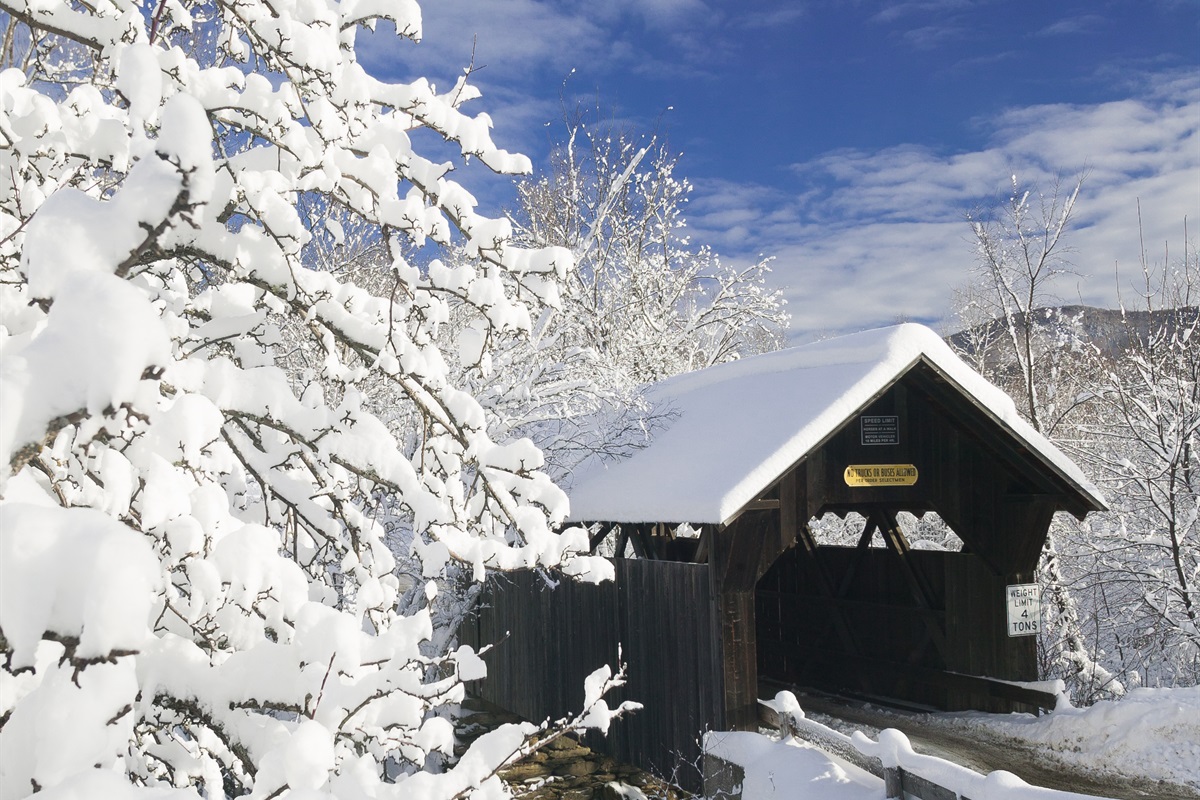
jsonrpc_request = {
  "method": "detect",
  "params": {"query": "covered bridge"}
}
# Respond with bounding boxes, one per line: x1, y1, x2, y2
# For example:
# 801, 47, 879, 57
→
462, 323, 1106, 785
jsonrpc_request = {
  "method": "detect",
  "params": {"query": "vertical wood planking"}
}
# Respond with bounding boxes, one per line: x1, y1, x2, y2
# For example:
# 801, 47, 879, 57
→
468, 560, 717, 792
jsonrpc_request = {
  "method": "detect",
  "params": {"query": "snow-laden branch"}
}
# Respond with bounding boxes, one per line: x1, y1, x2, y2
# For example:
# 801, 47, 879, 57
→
0, 1, 612, 796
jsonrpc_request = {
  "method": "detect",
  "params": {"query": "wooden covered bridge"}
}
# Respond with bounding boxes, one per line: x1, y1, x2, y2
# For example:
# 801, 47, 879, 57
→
461, 323, 1106, 786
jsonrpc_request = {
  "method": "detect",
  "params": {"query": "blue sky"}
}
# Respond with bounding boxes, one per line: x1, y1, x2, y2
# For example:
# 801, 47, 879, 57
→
363, 1, 1200, 342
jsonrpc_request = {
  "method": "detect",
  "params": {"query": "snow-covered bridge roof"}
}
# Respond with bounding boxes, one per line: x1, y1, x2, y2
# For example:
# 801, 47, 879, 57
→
564, 323, 1105, 526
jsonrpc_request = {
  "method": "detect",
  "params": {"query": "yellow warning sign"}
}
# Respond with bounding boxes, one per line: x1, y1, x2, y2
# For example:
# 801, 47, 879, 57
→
843, 464, 919, 487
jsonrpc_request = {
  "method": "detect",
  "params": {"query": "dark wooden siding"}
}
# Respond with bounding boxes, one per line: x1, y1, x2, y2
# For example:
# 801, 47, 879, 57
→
461, 559, 720, 789
756, 546, 1040, 712
802, 369, 1073, 577
943, 553, 1039, 709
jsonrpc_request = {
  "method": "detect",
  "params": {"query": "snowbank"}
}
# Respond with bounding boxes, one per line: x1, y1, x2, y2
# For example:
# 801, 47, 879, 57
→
851, 727, 1113, 800
943, 686, 1200, 791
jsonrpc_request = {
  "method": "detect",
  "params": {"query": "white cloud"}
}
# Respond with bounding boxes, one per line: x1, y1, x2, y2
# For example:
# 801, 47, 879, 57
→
901, 23, 967, 49
687, 70, 1200, 343
869, 0, 975, 26
1035, 14, 1106, 37
627, 0, 712, 27
360, 0, 608, 86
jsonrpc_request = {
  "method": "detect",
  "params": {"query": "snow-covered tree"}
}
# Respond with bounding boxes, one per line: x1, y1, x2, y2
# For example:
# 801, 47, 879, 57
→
0, 1, 628, 796
956, 174, 1125, 701
1069, 231, 1200, 689
957, 178, 1200, 699
963, 174, 1084, 434
512, 119, 788, 386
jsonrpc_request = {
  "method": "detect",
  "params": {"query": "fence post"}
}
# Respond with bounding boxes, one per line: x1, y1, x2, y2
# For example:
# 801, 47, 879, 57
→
701, 751, 744, 800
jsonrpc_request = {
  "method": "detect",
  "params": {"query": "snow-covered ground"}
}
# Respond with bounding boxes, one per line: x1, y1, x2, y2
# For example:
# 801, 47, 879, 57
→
938, 686, 1200, 792
709, 688, 1200, 800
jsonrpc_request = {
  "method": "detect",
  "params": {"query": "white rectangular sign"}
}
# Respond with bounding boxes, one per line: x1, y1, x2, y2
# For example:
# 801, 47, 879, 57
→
1006, 583, 1041, 637
860, 415, 900, 445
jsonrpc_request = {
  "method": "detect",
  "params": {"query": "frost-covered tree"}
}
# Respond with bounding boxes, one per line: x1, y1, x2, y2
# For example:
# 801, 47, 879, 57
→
963, 174, 1084, 434
1069, 231, 1200, 690
513, 119, 788, 386
958, 179, 1200, 699
0, 1, 630, 797
956, 174, 1125, 701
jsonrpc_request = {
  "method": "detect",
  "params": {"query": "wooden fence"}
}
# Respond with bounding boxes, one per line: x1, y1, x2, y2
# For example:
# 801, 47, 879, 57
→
461, 558, 721, 788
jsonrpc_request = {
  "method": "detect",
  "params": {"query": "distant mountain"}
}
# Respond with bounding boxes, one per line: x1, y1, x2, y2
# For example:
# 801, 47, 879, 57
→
947, 304, 1199, 364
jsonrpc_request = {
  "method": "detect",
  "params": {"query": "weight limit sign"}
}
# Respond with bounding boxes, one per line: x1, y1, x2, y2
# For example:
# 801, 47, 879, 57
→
1006, 583, 1041, 637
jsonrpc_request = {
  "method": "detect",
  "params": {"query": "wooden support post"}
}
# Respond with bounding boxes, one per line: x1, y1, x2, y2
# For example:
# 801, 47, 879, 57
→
715, 589, 759, 731
712, 471, 816, 731
710, 511, 775, 731
630, 523, 656, 560
695, 523, 712, 564
836, 515, 877, 597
